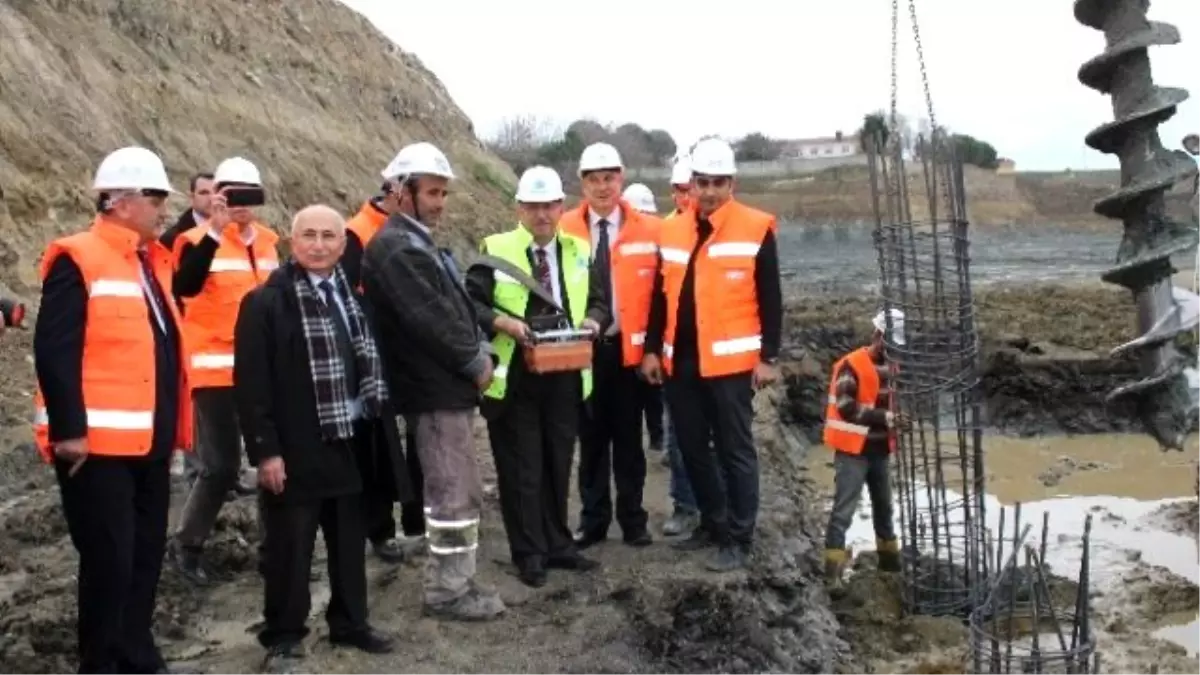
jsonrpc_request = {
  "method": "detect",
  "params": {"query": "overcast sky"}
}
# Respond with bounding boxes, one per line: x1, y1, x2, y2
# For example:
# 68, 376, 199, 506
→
340, 0, 1198, 172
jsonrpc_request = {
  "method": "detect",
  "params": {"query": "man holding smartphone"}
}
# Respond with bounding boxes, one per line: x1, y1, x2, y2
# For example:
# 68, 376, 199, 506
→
168, 156, 281, 584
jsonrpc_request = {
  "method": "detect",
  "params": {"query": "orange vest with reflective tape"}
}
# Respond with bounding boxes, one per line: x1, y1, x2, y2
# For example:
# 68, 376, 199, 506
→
174, 222, 278, 388
658, 199, 775, 378
822, 346, 895, 455
346, 200, 388, 249
32, 217, 194, 461
559, 201, 660, 367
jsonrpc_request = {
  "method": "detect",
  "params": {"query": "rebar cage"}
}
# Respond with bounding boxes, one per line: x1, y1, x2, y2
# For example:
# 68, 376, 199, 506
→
868, 128, 990, 618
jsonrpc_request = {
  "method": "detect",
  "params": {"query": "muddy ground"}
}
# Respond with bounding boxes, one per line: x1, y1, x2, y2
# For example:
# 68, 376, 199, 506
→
1, 281, 1197, 673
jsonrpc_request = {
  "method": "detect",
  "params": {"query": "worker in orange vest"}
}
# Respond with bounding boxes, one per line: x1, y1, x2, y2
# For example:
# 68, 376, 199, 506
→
641, 137, 783, 572
342, 175, 426, 563
620, 182, 667, 457
32, 147, 192, 673
822, 309, 906, 585
558, 142, 659, 549
665, 157, 693, 219
168, 156, 281, 584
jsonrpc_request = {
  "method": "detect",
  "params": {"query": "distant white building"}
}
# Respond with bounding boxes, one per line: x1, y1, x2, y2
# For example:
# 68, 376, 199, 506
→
778, 131, 861, 159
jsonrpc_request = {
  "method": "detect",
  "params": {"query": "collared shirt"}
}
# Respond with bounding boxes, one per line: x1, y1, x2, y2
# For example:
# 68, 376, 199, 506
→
588, 207, 621, 334
136, 246, 168, 334
530, 240, 563, 306
308, 270, 362, 420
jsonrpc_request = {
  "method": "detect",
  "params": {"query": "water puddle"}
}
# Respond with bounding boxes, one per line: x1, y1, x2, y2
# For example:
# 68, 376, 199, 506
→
806, 432, 1200, 658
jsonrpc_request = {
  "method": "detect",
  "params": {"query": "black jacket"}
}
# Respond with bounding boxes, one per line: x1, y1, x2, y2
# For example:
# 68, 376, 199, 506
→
160, 209, 198, 253
233, 261, 411, 504
362, 213, 493, 414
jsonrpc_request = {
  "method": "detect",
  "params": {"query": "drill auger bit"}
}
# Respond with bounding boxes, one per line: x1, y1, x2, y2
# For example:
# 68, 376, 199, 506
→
1075, 0, 1200, 450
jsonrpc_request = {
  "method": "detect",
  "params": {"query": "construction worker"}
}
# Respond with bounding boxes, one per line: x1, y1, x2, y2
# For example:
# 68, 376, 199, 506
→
621, 183, 667, 457
559, 142, 658, 550
642, 137, 783, 571
234, 205, 399, 669
340, 179, 427, 564
168, 156, 280, 583
361, 141, 506, 621
665, 158, 693, 218
32, 147, 191, 673
466, 166, 608, 587
822, 309, 906, 584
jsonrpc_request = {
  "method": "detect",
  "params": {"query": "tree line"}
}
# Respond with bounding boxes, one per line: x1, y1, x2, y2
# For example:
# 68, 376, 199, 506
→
857, 111, 1001, 170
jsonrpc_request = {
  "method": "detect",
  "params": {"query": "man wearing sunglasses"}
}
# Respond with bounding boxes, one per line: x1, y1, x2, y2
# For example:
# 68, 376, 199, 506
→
642, 137, 783, 572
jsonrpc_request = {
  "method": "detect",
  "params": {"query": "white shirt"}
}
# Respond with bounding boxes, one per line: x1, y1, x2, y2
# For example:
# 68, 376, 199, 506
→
529, 241, 563, 307
587, 208, 621, 333
308, 270, 362, 420
136, 247, 168, 334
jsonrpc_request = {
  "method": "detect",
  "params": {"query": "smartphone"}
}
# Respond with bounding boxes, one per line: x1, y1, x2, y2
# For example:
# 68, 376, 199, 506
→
223, 186, 265, 208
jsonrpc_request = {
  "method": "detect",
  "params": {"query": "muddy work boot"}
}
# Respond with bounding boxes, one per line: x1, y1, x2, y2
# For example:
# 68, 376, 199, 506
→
370, 538, 407, 564
261, 642, 306, 674
705, 544, 749, 572
823, 547, 851, 588
662, 508, 700, 537
876, 538, 901, 573
423, 581, 507, 622
167, 538, 209, 586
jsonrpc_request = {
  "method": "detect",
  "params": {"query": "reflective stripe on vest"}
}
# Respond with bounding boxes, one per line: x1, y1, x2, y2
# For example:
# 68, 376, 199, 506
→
822, 346, 892, 455
176, 222, 278, 388
558, 201, 660, 367
481, 226, 593, 401
659, 199, 773, 378
32, 217, 194, 461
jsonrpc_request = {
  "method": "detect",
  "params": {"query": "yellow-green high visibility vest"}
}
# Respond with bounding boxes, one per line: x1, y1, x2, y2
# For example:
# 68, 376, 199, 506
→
481, 225, 593, 401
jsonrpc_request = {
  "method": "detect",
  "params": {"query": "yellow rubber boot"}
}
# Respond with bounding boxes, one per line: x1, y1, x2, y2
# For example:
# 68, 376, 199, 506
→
877, 537, 901, 572
823, 547, 851, 587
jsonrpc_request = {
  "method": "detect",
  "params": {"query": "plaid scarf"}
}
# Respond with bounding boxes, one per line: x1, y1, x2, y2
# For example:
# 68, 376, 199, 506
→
293, 264, 388, 441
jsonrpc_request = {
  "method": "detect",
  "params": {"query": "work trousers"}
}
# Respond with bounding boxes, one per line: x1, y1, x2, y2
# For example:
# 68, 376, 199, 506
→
642, 381, 664, 447
824, 450, 896, 550
486, 369, 579, 565
258, 491, 368, 647
663, 408, 702, 513
409, 410, 483, 606
176, 386, 250, 547
576, 336, 648, 537
665, 361, 759, 546
361, 426, 426, 543
56, 454, 170, 674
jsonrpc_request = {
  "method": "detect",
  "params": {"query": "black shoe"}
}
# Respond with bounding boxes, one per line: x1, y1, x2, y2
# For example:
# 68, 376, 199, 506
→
330, 627, 395, 654
547, 554, 600, 572
705, 545, 748, 572
623, 529, 653, 547
671, 527, 718, 551
168, 539, 209, 586
573, 529, 607, 550
261, 642, 305, 673
371, 538, 407, 564
517, 559, 548, 588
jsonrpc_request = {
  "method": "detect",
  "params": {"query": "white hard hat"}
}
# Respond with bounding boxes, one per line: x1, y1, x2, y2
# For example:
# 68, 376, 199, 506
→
622, 183, 658, 214
92, 146, 176, 193
381, 142, 455, 181
578, 142, 624, 175
873, 308, 906, 346
515, 166, 565, 203
690, 138, 737, 176
213, 156, 262, 186
670, 158, 693, 186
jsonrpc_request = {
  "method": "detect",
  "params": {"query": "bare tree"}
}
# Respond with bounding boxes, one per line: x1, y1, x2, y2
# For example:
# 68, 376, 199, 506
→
488, 114, 559, 155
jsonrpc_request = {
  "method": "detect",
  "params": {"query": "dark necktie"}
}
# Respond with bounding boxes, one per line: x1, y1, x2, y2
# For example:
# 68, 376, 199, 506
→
319, 279, 360, 397
136, 249, 169, 335
534, 247, 553, 295
594, 219, 613, 308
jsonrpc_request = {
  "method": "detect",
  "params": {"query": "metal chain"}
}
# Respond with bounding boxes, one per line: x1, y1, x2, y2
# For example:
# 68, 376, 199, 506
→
889, 0, 900, 131
908, 0, 939, 134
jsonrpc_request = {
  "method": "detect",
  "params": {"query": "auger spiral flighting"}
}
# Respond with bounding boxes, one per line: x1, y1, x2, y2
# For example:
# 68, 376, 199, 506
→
1075, 0, 1200, 451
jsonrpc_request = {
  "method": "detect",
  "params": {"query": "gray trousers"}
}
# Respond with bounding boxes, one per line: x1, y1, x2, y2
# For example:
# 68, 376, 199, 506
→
409, 410, 483, 606
175, 387, 245, 548
824, 450, 896, 550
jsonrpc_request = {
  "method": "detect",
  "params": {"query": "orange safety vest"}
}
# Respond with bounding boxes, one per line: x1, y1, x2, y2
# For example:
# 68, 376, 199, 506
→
658, 199, 776, 378
559, 200, 660, 367
174, 222, 279, 388
32, 217, 193, 461
346, 200, 388, 249
822, 346, 895, 455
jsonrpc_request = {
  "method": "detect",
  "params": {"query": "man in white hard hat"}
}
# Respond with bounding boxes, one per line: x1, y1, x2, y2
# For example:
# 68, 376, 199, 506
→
169, 156, 282, 584
559, 142, 659, 550
642, 137, 783, 571
465, 166, 608, 587
666, 157, 693, 219
361, 141, 506, 621
821, 309, 907, 586
622, 183, 659, 216
32, 147, 191, 673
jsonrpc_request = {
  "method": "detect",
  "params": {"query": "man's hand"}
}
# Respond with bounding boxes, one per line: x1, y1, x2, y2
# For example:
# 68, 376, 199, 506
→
494, 316, 532, 344
752, 361, 780, 389
207, 191, 230, 233
475, 358, 495, 391
886, 411, 911, 431
640, 354, 664, 385
258, 456, 286, 495
580, 318, 601, 337
53, 438, 89, 477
